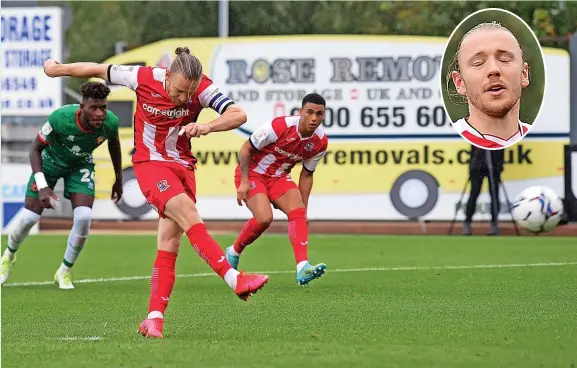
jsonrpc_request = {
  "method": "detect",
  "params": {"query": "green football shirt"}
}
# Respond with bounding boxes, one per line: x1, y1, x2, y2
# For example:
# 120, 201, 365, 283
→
37, 104, 120, 168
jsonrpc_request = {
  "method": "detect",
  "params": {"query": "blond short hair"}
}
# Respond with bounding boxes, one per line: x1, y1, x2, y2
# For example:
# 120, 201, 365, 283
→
445, 21, 524, 105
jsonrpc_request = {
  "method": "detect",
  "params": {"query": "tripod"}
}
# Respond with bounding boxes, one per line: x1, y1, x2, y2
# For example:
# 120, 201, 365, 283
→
448, 148, 520, 236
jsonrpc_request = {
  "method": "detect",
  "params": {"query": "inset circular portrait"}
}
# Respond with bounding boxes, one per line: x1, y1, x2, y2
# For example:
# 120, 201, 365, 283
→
440, 8, 546, 150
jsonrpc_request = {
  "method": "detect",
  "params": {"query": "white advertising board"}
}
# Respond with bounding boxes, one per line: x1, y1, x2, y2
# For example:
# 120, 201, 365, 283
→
92, 35, 569, 221
1, 7, 63, 115
213, 37, 569, 138
0, 164, 39, 235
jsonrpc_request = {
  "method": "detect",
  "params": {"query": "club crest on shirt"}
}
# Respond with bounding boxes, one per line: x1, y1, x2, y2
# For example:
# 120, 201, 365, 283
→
157, 180, 170, 192
96, 136, 105, 145
113, 65, 135, 72
304, 142, 315, 151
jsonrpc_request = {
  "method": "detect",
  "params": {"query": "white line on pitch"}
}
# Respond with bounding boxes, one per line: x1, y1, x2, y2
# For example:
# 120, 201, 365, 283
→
52, 336, 104, 341
4, 261, 577, 288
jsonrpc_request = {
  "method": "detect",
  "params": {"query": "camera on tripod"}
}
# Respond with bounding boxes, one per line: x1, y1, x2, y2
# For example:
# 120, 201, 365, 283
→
448, 145, 520, 236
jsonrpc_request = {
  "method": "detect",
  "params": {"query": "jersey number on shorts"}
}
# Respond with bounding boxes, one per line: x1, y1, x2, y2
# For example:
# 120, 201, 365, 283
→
80, 169, 95, 183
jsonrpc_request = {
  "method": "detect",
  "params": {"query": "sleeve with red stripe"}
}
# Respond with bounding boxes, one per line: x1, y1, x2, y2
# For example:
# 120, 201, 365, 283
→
249, 117, 287, 150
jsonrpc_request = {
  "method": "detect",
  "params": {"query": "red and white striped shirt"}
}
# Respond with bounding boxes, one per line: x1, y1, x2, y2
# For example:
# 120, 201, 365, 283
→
453, 117, 531, 149
236, 116, 328, 179
107, 65, 234, 168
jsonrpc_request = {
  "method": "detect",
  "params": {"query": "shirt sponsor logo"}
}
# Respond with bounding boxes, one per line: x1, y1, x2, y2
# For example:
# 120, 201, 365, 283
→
142, 103, 190, 119
274, 147, 303, 161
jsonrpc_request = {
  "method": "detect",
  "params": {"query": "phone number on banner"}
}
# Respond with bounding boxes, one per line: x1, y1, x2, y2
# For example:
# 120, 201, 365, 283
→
287, 105, 453, 135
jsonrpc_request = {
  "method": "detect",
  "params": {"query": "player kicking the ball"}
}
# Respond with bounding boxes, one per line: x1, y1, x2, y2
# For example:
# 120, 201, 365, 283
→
0, 82, 123, 289
226, 93, 328, 285
43, 47, 270, 339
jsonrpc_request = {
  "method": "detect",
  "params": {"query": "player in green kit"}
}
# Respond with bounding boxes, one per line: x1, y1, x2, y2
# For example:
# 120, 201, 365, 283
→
0, 82, 124, 289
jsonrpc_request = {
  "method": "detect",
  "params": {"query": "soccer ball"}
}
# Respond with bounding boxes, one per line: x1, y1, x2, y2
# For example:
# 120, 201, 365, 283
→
511, 186, 565, 234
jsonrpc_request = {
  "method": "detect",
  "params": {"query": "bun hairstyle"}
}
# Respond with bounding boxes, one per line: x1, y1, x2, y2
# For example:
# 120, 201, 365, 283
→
170, 46, 202, 81
175, 47, 191, 55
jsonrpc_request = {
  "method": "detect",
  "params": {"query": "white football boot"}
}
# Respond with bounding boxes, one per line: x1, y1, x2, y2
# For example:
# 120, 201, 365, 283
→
54, 268, 75, 290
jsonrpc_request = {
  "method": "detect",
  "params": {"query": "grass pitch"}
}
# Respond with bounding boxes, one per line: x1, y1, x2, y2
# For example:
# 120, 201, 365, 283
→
1, 234, 576, 368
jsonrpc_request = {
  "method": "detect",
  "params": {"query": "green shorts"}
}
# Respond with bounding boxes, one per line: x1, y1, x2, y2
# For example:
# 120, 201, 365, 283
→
26, 159, 96, 200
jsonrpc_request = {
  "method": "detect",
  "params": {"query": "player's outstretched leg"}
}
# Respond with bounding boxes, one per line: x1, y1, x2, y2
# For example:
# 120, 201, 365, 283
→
274, 189, 326, 286
165, 194, 270, 301
139, 218, 180, 339
1, 202, 42, 285
226, 193, 272, 270
54, 195, 93, 290
187, 223, 270, 300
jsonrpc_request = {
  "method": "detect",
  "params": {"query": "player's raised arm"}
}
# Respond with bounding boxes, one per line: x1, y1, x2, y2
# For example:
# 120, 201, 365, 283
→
43, 59, 140, 90
299, 150, 327, 209
43, 59, 109, 80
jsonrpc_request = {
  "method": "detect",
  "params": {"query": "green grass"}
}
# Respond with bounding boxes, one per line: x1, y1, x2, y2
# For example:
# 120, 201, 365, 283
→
1, 234, 577, 368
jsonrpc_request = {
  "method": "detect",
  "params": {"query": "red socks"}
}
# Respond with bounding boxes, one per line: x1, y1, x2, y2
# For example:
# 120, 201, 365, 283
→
148, 250, 177, 314
232, 209, 308, 264
287, 208, 308, 264
233, 218, 269, 254
148, 224, 235, 316
186, 223, 231, 278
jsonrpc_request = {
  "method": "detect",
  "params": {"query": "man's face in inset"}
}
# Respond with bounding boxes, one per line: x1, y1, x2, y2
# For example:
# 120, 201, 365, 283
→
452, 27, 530, 119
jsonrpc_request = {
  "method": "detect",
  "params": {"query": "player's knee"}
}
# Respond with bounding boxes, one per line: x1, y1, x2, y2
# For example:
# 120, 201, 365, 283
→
24, 197, 44, 216
157, 222, 182, 252
158, 237, 180, 252
164, 194, 202, 231
73, 206, 92, 236
254, 213, 273, 228
20, 208, 42, 227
